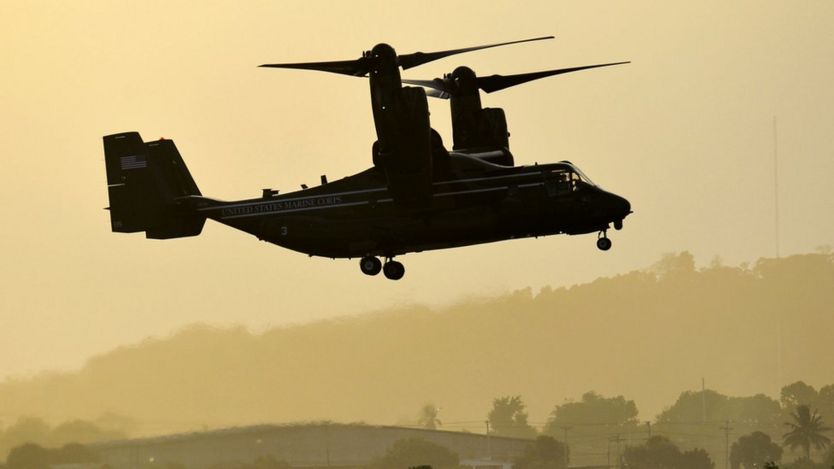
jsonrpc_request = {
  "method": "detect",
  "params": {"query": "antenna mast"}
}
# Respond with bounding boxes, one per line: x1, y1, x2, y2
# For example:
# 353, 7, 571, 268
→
773, 116, 780, 258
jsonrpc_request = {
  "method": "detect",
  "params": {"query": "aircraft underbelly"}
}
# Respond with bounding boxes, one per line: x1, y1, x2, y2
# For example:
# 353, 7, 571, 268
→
266, 197, 555, 258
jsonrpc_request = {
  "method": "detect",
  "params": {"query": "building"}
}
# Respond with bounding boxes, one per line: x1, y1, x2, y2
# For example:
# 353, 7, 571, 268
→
93, 423, 532, 469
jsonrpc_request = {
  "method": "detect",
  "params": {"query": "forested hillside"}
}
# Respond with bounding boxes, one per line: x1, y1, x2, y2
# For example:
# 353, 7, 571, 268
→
1, 252, 831, 438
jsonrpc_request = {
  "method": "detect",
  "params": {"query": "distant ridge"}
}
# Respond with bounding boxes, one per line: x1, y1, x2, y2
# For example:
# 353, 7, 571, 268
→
1, 252, 832, 436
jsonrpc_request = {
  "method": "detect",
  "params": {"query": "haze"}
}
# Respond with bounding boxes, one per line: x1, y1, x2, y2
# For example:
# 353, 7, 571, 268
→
1, 0, 833, 392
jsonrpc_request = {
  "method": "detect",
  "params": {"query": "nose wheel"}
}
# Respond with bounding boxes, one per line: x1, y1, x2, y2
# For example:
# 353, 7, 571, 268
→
596, 232, 612, 251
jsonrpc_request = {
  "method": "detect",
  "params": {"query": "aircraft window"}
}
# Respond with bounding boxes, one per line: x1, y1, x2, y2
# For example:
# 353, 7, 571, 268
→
567, 165, 597, 187
545, 167, 597, 192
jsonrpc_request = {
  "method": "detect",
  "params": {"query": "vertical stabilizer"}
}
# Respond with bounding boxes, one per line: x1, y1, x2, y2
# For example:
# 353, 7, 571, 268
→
103, 132, 205, 239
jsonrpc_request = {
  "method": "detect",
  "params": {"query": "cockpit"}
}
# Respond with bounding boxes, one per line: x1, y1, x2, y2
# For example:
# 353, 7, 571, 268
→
560, 161, 598, 187
543, 160, 599, 193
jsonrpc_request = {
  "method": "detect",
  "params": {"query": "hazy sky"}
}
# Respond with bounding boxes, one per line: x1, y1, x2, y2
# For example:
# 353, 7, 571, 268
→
1, 1, 833, 380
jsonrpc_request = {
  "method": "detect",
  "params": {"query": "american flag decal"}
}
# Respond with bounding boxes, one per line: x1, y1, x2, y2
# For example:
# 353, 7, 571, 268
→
120, 154, 147, 170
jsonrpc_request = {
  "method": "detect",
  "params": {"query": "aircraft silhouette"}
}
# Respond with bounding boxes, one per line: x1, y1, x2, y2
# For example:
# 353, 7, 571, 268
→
104, 37, 631, 280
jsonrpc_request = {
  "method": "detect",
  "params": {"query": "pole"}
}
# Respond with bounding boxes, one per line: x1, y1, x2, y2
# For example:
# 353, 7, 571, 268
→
702, 377, 707, 423
562, 426, 572, 467
325, 423, 331, 467
607, 439, 611, 469
774, 116, 783, 391
773, 116, 780, 258
485, 420, 491, 460
777, 314, 783, 391
609, 435, 624, 469
720, 420, 732, 469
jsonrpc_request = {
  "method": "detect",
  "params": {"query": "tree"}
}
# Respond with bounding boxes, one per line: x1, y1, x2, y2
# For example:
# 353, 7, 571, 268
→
783, 458, 827, 469
680, 449, 715, 469
515, 435, 569, 469
817, 386, 834, 408
371, 438, 459, 469
0, 418, 51, 460
822, 445, 834, 467
781, 383, 819, 411
546, 391, 639, 430
625, 436, 684, 469
94, 412, 138, 436
816, 385, 834, 429
418, 404, 442, 430
783, 405, 832, 460
0, 416, 129, 460
657, 390, 780, 426
488, 396, 537, 439
49, 419, 126, 446
624, 436, 713, 469
6, 442, 99, 469
652, 251, 696, 279
544, 391, 639, 464
730, 432, 783, 469
6, 443, 50, 469
50, 443, 100, 464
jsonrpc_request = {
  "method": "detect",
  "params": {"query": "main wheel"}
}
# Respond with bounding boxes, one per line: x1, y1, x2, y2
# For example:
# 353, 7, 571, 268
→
359, 256, 382, 276
383, 260, 405, 280
596, 237, 612, 251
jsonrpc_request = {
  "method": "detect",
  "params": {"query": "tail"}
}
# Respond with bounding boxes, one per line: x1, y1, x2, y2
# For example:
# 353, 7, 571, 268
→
103, 131, 206, 239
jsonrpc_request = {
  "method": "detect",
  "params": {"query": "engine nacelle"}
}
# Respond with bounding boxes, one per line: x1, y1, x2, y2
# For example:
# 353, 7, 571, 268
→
382, 86, 433, 207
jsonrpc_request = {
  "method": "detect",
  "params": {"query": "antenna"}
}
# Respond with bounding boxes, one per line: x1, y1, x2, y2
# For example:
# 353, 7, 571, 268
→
773, 116, 780, 258
773, 115, 783, 392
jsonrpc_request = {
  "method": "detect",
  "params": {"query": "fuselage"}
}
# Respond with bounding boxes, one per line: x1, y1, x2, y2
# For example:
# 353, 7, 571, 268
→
106, 39, 631, 279
192, 152, 631, 259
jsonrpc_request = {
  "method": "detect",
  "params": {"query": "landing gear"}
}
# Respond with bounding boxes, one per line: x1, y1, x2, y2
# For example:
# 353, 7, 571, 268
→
596, 232, 612, 251
359, 255, 405, 280
383, 259, 405, 280
359, 256, 382, 276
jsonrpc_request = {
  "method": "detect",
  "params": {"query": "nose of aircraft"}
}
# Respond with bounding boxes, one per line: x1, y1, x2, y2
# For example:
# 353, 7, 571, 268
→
613, 194, 631, 219
599, 190, 631, 224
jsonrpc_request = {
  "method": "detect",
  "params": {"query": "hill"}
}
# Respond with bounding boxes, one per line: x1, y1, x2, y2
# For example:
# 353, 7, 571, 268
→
1, 252, 832, 435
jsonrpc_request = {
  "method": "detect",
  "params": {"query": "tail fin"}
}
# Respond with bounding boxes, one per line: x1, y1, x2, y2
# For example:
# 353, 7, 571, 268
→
104, 132, 206, 239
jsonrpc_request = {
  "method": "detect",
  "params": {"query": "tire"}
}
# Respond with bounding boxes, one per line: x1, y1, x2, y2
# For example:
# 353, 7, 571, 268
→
383, 261, 405, 280
360, 256, 382, 276
596, 237, 612, 251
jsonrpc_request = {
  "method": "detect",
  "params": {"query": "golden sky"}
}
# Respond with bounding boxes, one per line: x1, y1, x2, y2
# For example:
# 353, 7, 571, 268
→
1, 1, 833, 379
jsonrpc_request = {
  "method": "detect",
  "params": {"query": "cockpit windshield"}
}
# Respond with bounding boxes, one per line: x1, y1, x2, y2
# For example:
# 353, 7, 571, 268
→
560, 161, 598, 187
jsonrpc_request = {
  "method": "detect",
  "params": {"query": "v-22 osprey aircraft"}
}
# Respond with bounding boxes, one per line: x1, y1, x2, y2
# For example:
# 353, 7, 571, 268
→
103, 37, 632, 280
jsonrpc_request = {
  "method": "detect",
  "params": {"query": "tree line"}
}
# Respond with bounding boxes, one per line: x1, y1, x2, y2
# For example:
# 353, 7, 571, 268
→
416, 380, 834, 469
0, 414, 132, 463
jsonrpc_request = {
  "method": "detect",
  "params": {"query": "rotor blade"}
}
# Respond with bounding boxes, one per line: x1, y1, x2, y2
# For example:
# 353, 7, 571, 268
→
259, 58, 368, 77
402, 78, 443, 89
398, 36, 555, 70
402, 78, 447, 91
401, 79, 451, 99
424, 88, 451, 100
477, 61, 630, 93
